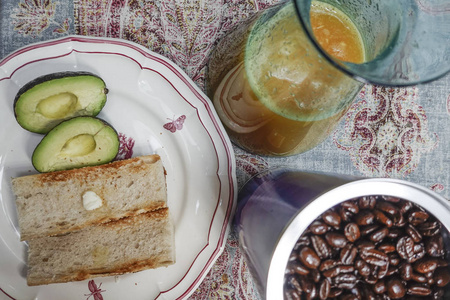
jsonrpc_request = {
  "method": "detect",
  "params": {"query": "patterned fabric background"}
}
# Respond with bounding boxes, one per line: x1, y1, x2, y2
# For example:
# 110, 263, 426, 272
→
1, 0, 450, 299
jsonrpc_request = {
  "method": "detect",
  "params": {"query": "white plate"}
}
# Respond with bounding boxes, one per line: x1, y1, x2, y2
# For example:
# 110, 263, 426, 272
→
0, 36, 236, 300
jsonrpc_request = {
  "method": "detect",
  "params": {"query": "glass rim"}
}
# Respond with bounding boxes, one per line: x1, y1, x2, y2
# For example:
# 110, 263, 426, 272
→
292, 0, 450, 87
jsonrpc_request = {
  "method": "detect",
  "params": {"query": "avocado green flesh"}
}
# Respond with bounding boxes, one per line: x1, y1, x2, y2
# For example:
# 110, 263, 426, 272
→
15, 73, 107, 134
32, 117, 119, 173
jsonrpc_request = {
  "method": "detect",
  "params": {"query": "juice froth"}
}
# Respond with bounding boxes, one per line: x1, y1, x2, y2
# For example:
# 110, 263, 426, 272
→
310, 2, 365, 64
208, 1, 366, 156
245, 2, 365, 122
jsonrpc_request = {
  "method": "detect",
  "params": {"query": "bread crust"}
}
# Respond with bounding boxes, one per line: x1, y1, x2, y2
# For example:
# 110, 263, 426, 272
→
36, 155, 160, 184
27, 208, 176, 286
12, 154, 167, 240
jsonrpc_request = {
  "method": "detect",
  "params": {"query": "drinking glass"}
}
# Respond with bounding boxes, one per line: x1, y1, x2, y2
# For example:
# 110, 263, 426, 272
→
206, 0, 450, 157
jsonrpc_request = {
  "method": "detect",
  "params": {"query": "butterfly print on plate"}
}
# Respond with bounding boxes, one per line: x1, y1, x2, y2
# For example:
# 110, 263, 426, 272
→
163, 115, 186, 133
85, 280, 106, 300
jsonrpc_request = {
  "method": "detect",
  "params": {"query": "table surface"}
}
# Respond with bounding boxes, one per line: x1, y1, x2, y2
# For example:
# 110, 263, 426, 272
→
1, 0, 450, 299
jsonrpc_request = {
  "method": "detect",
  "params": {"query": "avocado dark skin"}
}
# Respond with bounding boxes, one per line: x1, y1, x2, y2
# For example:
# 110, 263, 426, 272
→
14, 71, 108, 134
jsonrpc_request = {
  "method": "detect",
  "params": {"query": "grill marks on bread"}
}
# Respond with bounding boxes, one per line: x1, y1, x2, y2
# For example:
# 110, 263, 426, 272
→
12, 155, 167, 241
27, 208, 175, 286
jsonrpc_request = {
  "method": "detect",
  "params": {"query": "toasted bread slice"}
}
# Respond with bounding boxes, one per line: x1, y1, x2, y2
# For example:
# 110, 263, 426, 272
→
12, 155, 167, 241
27, 207, 175, 286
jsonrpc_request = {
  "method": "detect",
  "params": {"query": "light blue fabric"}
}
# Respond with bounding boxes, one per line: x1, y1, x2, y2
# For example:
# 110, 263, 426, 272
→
0, 0, 74, 59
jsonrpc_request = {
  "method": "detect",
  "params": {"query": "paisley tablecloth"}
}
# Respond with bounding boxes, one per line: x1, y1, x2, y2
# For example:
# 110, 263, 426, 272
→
1, 0, 450, 299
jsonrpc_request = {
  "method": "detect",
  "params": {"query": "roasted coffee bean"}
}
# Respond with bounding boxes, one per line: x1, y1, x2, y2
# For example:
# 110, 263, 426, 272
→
288, 250, 298, 262
355, 210, 375, 226
319, 259, 339, 272
374, 209, 393, 227
373, 279, 387, 294
360, 248, 389, 267
299, 247, 320, 269
386, 266, 397, 276
411, 243, 426, 263
382, 195, 402, 203
323, 265, 341, 278
344, 223, 360, 242
397, 236, 415, 261
400, 262, 413, 280
284, 288, 301, 300
358, 196, 377, 209
286, 275, 303, 292
434, 267, 450, 287
409, 210, 430, 225
310, 268, 321, 283
357, 240, 376, 252
361, 224, 380, 236
306, 284, 318, 300
322, 210, 341, 227
414, 258, 439, 274
432, 288, 445, 300
387, 277, 407, 299
339, 207, 353, 223
398, 199, 413, 213
341, 200, 359, 214
436, 258, 448, 267
364, 274, 378, 285
394, 213, 407, 227
293, 236, 310, 250
377, 201, 399, 216
426, 235, 445, 257
370, 227, 389, 243
355, 259, 371, 277
299, 276, 314, 293
378, 243, 396, 254
419, 221, 441, 237
406, 224, 423, 243
397, 243, 426, 264
325, 232, 348, 248
286, 261, 310, 276
309, 220, 329, 235
350, 284, 364, 298
387, 227, 403, 239
361, 286, 378, 299
377, 263, 389, 279
311, 235, 333, 259
328, 288, 343, 297
284, 196, 450, 300
340, 244, 358, 265
339, 265, 355, 274
319, 278, 330, 300
388, 253, 401, 266
333, 274, 358, 289
407, 283, 432, 296
411, 272, 428, 283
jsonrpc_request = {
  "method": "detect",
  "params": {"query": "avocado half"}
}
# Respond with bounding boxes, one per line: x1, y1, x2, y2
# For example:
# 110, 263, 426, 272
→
32, 116, 119, 173
14, 71, 108, 134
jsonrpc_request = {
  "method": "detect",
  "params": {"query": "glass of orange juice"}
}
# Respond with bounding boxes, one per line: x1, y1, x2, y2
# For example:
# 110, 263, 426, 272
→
206, 0, 450, 157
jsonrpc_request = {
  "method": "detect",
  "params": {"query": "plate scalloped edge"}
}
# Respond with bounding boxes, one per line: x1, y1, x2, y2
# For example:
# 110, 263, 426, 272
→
0, 35, 237, 300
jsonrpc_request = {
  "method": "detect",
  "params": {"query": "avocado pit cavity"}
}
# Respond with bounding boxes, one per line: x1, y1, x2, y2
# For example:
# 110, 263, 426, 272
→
61, 134, 96, 157
36, 92, 79, 119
